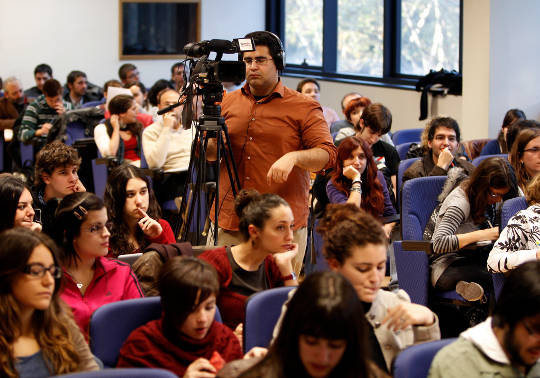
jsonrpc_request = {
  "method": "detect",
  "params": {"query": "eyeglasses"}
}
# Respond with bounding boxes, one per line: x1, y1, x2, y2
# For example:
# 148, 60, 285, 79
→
86, 221, 112, 234
23, 263, 62, 279
523, 147, 540, 154
523, 320, 540, 337
242, 57, 273, 66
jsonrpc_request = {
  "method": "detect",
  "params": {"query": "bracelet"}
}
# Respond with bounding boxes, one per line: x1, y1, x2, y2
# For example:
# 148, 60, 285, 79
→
281, 272, 297, 281
352, 179, 362, 185
350, 186, 362, 194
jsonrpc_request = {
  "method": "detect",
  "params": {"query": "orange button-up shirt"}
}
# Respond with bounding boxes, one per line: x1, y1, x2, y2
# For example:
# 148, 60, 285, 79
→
211, 80, 336, 231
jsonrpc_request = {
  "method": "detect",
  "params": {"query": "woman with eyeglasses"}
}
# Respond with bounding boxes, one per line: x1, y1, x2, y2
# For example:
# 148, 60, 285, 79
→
0, 228, 100, 377
53, 192, 144, 338
0, 174, 42, 233
509, 127, 540, 195
425, 157, 518, 302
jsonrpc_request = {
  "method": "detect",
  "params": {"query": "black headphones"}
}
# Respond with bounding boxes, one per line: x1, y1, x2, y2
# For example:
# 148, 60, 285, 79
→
241, 31, 286, 71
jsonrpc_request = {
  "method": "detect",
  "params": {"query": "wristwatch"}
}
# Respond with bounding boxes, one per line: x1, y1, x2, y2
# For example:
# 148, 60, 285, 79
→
281, 272, 297, 281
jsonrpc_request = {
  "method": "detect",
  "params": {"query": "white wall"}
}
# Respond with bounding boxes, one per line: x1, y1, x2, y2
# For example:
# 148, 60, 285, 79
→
0, 0, 265, 90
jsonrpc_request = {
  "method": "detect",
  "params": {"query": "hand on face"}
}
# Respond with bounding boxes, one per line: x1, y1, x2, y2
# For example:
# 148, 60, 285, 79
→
137, 208, 162, 238
273, 242, 299, 266
54, 102, 66, 115
381, 302, 435, 331
163, 111, 179, 129
343, 165, 361, 181
267, 152, 297, 185
437, 147, 454, 170
110, 114, 120, 129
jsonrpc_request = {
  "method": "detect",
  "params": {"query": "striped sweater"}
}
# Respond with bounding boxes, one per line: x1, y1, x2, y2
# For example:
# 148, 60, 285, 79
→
18, 95, 72, 143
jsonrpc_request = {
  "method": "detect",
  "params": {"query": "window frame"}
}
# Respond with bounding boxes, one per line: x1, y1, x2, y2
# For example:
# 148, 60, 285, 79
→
266, 0, 463, 90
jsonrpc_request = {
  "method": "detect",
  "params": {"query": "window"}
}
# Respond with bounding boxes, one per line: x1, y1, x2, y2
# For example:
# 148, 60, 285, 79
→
271, 0, 461, 87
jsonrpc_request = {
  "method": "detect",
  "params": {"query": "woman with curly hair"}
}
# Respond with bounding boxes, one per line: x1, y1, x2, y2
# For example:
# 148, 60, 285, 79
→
326, 136, 396, 237
104, 164, 175, 257
0, 228, 99, 377
54, 192, 143, 337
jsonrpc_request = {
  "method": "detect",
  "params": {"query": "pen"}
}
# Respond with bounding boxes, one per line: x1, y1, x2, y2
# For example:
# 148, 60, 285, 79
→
487, 220, 493, 228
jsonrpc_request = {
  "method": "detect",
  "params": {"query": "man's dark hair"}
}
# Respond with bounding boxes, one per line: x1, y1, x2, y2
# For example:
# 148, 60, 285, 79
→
34, 63, 53, 76
118, 63, 137, 81
427, 117, 461, 143
296, 78, 320, 92
34, 141, 81, 188
506, 119, 540, 152
492, 261, 540, 329
359, 103, 392, 135
170, 62, 184, 75
242, 31, 284, 71
42, 79, 63, 97
103, 79, 122, 94
66, 70, 86, 86
148, 79, 175, 107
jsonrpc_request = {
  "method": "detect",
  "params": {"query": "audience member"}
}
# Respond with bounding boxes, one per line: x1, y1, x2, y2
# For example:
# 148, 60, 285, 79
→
170, 62, 185, 91
326, 136, 396, 237
505, 119, 540, 154
23, 64, 53, 101
334, 96, 372, 144
403, 117, 475, 183
355, 103, 400, 205
104, 164, 175, 257
63, 70, 89, 109
0, 174, 42, 233
142, 88, 193, 203
125, 81, 148, 112
19, 79, 72, 152
330, 91, 362, 135
296, 78, 340, 127
199, 189, 299, 332
480, 109, 526, 155
94, 94, 142, 166
207, 31, 336, 276
424, 157, 518, 302
117, 256, 242, 376
54, 192, 144, 337
33, 141, 85, 235
509, 127, 540, 195
429, 261, 540, 377
0, 76, 28, 131
221, 271, 385, 378
146, 79, 175, 118
0, 228, 100, 376
488, 173, 540, 273
118, 63, 140, 86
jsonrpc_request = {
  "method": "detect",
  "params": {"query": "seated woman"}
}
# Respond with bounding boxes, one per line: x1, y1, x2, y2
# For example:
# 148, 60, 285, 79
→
220, 271, 387, 378
488, 173, 540, 273
54, 192, 144, 337
104, 164, 175, 257
0, 228, 99, 377
480, 108, 525, 156
199, 189, 298, 331
509, 127, 540, 195
326, 136, 396, 237
94, 94, 143, 166
334, 96, 372, 144
425, 157, 518, 301
0, 174, 42, 233
117, 256, 243, 376
296, 78, 340, 127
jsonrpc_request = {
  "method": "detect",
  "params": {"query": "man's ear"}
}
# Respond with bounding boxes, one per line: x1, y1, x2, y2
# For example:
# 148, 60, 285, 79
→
41, 173, 52, 185
427, 139, 433, 150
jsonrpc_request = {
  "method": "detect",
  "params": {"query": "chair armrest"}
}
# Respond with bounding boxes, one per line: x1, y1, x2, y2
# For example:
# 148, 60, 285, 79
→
95, 157, 118, 168
401, 240, 433, 256
382, 213, 400, 224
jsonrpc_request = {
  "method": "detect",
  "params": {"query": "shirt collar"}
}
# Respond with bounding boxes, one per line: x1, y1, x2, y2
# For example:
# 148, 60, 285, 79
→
241, 78, 284, 102
460, 317, 510, 364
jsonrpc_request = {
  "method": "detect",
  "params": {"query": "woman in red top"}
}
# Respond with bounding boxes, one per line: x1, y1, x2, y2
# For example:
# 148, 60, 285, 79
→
54, 192, 144, 337
199, 189, 299, 334
117, 256, 243, 377
104, 164, 175, 257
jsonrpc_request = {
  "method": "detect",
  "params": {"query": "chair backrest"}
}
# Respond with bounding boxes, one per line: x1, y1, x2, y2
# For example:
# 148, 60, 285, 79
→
56, 368, 178, 378
392, 128, 423, 145
397, 157, 420, 197
81, 100, 105, 109
89, 296, 222, 367
401, 176, 446, 240
117, 253, 143, 266
501, 196, 527, 229
471, 153, 508, 167
65, 121, 88, 146
244, 286, 296, 352
393, 338, 457, 378
19, 142, 34, 168
91, 158, 108, 198
396, 142, 413, 161
492, 273, 506, 301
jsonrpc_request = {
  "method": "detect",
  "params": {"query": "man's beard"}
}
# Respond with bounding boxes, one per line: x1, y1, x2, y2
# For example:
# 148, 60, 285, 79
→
504, 326, 533, 371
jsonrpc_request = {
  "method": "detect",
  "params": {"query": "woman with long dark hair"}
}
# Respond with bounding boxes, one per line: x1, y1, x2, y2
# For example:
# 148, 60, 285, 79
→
54, 192, 144, 337
480, 108, 526, 155
0, 228, 99, 377
426, 157, 519, 301
0, 174, 42, 233
104, 164, 175, 257
94, 94, 143, 166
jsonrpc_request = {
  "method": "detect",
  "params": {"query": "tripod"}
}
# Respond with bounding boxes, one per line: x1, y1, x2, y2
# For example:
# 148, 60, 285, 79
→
176, 102, 241, 245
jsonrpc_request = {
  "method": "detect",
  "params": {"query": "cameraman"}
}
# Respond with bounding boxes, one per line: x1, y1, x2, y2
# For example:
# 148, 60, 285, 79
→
207, 31, 336, 276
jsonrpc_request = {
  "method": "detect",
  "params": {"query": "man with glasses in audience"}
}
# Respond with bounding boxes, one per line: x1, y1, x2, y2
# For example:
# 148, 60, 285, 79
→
206, 31, 336, 276
403, 116, 475, 184
429, 260, 540, 377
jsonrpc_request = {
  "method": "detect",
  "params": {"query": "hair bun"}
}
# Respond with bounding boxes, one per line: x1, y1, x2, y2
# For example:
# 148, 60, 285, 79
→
234, 189, 262, 218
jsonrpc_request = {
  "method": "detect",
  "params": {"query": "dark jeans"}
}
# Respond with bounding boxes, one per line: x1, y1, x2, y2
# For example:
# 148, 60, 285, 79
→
153, 171, 189, 204
434, 249, 493, 293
